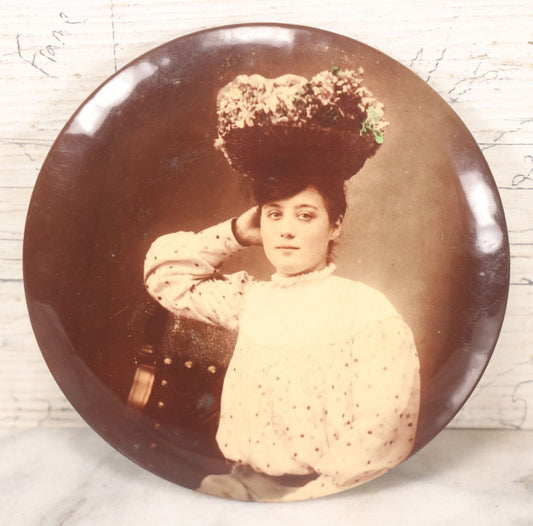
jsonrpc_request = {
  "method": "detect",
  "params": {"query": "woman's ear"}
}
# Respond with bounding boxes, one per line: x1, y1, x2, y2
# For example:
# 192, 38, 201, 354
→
329, 215, 344, 241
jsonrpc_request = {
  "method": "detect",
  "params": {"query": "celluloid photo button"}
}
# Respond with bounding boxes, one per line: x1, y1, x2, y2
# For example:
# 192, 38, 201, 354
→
23, 23, 509, 502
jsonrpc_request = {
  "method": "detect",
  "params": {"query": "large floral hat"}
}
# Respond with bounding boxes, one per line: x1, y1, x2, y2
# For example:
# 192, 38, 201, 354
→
214, 66, 388, 181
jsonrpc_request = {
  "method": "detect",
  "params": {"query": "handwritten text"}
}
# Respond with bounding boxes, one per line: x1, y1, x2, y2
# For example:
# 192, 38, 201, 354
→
16, 12, 86, 77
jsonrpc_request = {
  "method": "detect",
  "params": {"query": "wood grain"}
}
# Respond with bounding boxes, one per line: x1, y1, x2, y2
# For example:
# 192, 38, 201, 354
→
1, 0, 531, 429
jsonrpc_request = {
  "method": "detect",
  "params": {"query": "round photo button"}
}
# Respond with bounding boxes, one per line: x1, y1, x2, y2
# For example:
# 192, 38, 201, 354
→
23, 23, 509, 502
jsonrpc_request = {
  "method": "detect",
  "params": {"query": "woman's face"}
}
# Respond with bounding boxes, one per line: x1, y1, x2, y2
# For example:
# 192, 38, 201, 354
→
260, 186, 343, 277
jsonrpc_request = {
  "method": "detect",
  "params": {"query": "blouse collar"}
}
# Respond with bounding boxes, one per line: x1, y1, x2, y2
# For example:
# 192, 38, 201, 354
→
271, 263, 336, 287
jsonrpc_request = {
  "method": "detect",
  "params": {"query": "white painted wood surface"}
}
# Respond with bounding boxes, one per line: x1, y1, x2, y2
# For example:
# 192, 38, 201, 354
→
2, 428, 532, 525
1, 0, 532, 430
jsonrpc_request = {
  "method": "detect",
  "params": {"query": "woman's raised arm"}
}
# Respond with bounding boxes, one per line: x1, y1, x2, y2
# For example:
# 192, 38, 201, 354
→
144, 218, 254, 331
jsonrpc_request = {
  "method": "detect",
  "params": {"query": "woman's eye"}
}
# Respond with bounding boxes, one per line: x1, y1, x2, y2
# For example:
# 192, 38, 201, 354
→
267, 210, 282, 219
298, 212, 314, 221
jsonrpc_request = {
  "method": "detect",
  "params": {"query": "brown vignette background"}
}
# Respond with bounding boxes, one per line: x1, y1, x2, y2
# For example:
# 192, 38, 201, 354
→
23, 24, 509, 489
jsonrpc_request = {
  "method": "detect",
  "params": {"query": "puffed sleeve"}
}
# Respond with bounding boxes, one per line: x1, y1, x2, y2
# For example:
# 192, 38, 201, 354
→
143, 219, 254, 331
315, 299, 421, 489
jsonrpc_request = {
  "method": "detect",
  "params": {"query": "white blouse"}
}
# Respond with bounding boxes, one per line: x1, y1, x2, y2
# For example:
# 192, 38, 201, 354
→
144, 219, 420, 488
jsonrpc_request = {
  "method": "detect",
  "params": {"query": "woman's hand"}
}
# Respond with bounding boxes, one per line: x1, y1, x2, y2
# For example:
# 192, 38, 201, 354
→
234, 207, 262, 246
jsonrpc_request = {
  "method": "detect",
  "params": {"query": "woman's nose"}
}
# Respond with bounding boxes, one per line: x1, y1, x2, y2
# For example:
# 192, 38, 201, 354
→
280, 219, 296, 239
281, 231, 295, 239
278, 216, 296, 239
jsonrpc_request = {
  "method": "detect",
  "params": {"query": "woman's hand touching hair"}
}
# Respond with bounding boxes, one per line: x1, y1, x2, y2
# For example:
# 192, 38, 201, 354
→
234, 207, 263, 246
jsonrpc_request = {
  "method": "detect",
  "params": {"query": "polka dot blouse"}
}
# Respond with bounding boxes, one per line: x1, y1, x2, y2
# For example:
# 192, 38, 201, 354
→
144, 219, 420, 488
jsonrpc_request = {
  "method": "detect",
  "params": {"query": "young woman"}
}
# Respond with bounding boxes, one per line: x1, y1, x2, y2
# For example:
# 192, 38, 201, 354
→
144, 69, 420, 501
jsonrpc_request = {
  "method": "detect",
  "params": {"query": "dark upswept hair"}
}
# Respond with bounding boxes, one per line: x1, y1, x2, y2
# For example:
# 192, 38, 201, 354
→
247, 171, 347, 224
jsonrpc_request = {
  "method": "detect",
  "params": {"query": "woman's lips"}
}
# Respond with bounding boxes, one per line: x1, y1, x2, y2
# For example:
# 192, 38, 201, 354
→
276, 246, 299, 250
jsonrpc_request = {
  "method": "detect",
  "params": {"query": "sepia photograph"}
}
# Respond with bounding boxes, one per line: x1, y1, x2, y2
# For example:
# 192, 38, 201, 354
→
142, 66, 420, 500
23, 23, 509, 502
